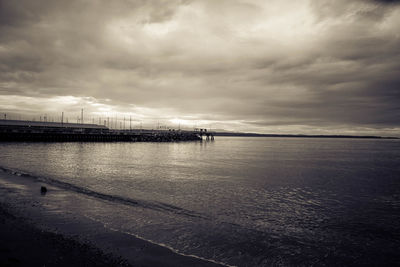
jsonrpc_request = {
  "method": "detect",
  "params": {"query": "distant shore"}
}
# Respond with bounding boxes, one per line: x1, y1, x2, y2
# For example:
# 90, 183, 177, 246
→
214, 132, 399, 139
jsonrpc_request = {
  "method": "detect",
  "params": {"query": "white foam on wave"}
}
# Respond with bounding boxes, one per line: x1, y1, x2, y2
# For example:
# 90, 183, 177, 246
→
84, 213, 236, 267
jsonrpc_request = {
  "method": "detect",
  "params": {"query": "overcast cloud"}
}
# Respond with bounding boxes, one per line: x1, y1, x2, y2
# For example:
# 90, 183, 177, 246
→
0, 0, 399, 135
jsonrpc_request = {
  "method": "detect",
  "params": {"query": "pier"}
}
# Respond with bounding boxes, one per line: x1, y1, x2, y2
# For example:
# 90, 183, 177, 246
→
0, 120, 214, 142
195, 128, 215, 141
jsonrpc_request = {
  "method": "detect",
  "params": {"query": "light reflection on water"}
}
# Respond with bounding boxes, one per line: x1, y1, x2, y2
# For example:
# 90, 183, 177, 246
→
1, 137, 400, 266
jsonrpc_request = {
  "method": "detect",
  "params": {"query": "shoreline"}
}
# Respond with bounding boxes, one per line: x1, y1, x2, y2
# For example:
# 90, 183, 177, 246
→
0, 202, 131, 267
0, 169, 225, 267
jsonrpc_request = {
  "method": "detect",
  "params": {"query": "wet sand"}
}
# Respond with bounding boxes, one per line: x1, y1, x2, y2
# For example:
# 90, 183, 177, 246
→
0, 203, 131, 267
0, 170, 225, 267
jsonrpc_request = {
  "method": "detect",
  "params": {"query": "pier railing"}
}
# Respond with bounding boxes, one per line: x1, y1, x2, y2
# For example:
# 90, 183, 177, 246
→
0, 120, 209, 142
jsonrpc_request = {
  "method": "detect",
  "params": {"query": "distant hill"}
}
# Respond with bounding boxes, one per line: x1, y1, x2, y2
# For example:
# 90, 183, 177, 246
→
213, 132, 398, 139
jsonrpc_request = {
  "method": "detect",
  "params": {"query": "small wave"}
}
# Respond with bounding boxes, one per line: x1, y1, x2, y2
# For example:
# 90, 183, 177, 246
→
84, 213, 235, 267
0, 166, 207, 220
0, 166, 233, 266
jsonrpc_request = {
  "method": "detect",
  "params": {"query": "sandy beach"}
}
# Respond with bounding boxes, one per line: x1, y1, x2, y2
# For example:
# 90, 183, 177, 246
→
0, 170, 224, 267
0, 202, 131, 267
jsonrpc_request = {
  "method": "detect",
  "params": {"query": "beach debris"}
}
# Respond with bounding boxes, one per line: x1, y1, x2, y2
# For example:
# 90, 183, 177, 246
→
40, 186, 47, 195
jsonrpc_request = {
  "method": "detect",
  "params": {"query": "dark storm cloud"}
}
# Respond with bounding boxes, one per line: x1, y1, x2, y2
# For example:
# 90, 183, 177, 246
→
0, 0, 399, 134
372, 0, 400, 3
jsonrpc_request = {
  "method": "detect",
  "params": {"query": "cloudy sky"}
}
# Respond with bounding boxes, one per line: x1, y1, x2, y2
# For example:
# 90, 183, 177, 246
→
1, 0, 399, 135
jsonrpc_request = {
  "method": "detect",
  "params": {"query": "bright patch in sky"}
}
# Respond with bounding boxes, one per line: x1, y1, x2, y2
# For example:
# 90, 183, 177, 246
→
1, 0, 400, 136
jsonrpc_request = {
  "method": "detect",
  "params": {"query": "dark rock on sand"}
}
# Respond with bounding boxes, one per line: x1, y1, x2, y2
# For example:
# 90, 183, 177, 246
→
40, 186, 47, 195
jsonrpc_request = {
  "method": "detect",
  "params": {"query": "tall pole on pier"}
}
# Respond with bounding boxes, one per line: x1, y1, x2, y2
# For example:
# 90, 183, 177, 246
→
61, 112, 64, 125
81, 109, 83, 124
130, 116, 132, 131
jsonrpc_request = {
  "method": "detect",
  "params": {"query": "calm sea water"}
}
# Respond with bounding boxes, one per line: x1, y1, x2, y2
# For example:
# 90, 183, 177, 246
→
1, 137, 400, 266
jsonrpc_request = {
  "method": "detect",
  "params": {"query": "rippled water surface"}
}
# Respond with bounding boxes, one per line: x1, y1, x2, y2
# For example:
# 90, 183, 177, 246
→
1, 137, 400, 266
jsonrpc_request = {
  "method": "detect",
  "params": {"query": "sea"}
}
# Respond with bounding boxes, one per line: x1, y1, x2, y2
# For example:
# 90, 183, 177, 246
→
0, 137, 399, 266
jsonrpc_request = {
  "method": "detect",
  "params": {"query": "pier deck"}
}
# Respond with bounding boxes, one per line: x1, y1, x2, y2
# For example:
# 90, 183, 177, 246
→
0, 120, 213, 142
